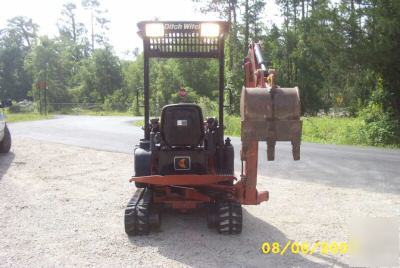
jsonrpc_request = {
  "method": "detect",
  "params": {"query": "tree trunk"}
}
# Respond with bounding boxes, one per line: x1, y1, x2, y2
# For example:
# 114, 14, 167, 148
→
227, 0, 233, 71
244, 0, 249, 55
293, 0, 297, 30
232, 0, 238, 60
285, 0, 289, 32
91, 11, 94, 51
72, 16, 76, 44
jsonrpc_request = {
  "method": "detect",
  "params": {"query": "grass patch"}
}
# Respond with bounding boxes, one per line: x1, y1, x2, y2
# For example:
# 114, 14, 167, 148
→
133, 120, 144, 127
302, 116, 366, 145
5, 112, 53, 123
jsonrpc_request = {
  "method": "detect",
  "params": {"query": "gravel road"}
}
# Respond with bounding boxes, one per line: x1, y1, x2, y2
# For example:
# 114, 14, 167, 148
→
1, 137, 399, 267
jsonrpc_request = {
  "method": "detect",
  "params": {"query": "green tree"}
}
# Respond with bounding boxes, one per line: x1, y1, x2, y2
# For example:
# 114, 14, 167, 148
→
25, 36, 72, 108
77, 47, 122, 103
0, 16, 38, 101
362, 0, 400, 117
6, 16, 38, 48
58, 2, 83, 44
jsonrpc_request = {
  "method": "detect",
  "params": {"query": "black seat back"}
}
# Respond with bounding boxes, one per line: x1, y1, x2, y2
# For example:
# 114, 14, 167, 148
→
160, 104, 204, 147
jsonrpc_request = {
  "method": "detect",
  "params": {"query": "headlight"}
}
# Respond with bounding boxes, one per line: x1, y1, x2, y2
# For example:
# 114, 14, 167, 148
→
145, 23, 164, 37
200, 23, 220, 37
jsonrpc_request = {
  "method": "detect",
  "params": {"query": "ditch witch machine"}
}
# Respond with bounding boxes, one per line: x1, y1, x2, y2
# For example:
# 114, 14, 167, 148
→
125, 21, 302, 235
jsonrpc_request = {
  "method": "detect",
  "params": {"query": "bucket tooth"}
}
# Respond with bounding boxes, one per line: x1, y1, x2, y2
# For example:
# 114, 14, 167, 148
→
292, 141, 300, 161
267, 140, 276, 161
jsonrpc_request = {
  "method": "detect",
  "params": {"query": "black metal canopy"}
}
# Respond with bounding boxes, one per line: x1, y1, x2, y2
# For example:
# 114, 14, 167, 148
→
137, 21, 229, 142
137, 21, 229, 58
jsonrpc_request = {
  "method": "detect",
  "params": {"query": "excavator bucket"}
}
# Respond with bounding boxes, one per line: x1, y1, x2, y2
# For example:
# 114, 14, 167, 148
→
240, 86, 302, 160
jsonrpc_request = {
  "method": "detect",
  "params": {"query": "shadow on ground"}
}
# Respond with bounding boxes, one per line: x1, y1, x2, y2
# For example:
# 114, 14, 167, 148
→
128, 208, 343, 267
0, 152, 15, 180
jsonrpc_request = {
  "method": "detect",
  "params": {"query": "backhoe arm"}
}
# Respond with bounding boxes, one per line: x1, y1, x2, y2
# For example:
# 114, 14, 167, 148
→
235, 42, 302, 205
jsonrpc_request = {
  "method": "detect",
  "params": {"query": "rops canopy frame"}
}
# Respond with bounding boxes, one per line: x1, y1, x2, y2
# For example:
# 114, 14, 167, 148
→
137, 21, 229, 141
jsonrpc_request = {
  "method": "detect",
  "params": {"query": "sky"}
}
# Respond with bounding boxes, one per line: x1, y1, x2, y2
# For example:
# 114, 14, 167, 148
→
0, 0, 282, 59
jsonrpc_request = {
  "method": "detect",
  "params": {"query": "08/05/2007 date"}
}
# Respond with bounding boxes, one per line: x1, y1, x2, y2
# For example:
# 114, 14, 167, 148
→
261, 241, 358, 256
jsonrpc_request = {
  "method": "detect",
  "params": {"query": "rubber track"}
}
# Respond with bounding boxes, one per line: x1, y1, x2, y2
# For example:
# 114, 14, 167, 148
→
124, 188, 152, 236
216, 201, 242, 234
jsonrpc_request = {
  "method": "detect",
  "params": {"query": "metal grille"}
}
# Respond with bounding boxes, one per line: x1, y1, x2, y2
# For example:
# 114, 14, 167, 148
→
148, 32, 220, 58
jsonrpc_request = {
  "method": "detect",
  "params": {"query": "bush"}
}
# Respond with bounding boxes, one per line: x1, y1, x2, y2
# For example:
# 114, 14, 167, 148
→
357, 78, 400, 147
58, 107, 74, 115
128, 101, 142, 116
358, 107, 400, 146
7, 105, 21, 113
103, 97, 113, 112
224, 115, 241, 137
197, 96, 217, 117
102, 89, 131, 112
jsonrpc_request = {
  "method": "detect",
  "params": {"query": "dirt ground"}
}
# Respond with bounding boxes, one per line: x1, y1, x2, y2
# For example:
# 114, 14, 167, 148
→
0, 138, 399, 267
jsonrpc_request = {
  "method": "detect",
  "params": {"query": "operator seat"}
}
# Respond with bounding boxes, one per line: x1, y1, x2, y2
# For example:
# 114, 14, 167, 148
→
160, 103, 204, 148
